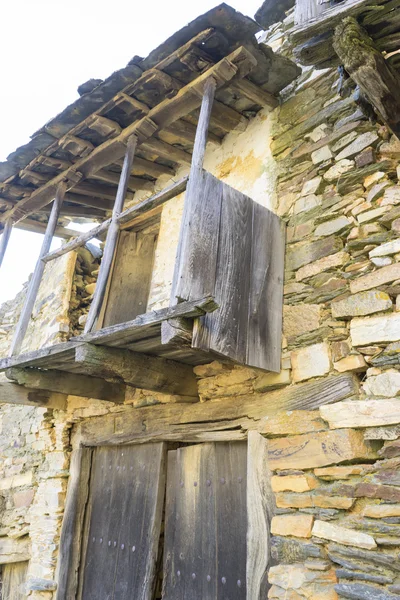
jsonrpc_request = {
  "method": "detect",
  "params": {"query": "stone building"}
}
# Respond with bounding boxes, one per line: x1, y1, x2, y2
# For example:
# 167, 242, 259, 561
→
0, 1, 400, 598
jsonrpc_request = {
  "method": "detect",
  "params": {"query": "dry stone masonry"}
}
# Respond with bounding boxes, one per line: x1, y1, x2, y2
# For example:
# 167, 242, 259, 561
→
1, 5, 400, 599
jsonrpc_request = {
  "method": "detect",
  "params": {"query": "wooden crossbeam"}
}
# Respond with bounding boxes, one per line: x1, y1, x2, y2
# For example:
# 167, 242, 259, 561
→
6, 367, 126, 403
42, 176, 189, 263
0, 380, 67, 409
74, 343, 199, 397
231, 79, 279, 109
10, 182, 67, 356
92, 169, 154, 192
84, 135, 138, 333
1, 46, 257, 225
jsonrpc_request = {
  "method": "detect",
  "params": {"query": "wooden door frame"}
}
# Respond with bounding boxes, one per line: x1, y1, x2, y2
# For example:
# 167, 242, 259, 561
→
56, 432, 273, 600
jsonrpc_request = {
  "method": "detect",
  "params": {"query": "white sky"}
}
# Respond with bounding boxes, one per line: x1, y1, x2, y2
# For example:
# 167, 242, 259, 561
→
0, 0, 262, 306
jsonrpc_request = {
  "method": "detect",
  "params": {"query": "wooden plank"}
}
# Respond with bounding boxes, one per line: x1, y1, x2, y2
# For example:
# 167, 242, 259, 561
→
10, 182, 67, 356
294, 0, 325, 25
246, 432, 275, 600
77, 296, 218, 346
6, 368, 126, 403
0, 381, 67, 409
0, 537, 30, 564
231, 79, 279, 109
171, 171, 223, 303
333, 16, 400, 139
42, 219, 111, 263
141, 139, 192, 166
74, 343, 199, 397
0, 219, 13, 269
56, 448, 93, 600
193, 182, 253, 364
2, 46, 257, 225
102, 230, 157, 327
77, 373, 359, 446
2, 561, 28, 600
0, 341, 79, 371
247, 204, 285, 373
78, 444, 166, 600
163, 442, 247, 600
85, 135, 137, 333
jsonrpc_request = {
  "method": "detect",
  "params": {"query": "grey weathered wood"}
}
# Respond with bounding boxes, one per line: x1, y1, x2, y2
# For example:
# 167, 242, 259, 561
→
6, 367, 126, 403
42, 219, 111, 263
295, 0, 325, 26
0, 537, 30, 564
191, 77, 217, 174
101, 230, 157, 327
74, 343, 199, 398
172, 172, 223, 303
163, 442, 247, 600
56, 448, 93, 600
0, 219, 13, 269
10, 182, 67, 357
2, 560, 28, 600
247, 204, 285, 372
78, 444, 166, 600
77, 373, 359, 447
193, 182, 253, 365
334, 16, 400, 139
231, 79, 279, 109
0, 380, 67, 409
247, 432, 275, 600
161, 318, 192, 347
85, 135, 137, 333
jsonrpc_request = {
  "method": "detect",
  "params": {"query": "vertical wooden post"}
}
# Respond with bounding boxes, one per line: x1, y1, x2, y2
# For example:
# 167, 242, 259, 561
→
0, 219, 13, 269
10, 182, 67, 356
84, 134, 138, 333
190, 77, 217, 177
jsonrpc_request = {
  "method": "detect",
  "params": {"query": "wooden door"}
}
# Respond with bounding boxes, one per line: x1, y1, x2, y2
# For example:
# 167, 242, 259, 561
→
2, 561, 28, 600
163, 442, 248, 600
77, 443, 166, 600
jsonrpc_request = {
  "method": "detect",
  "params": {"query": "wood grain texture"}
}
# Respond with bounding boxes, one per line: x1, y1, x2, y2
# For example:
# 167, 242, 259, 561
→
0, 381, 67, 409
77, 373, 359, 447
85, 135, 137, 333
2, 561, 28, 600
78, 444, 166, 600
163, 442, 247, 600
172, 170, 223, 303
102, 230, 157, 327
247, 204, 285, 372
5, 368, 125, 404
247, 432, 275, 600
56, 448, 93, 600
74, 343, 199, 397
295, 0, 325, 25
194, 183, 252, 364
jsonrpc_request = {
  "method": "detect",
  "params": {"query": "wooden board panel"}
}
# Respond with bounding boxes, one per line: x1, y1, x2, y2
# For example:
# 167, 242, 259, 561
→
247, 203, 285, 373
2, 561, 28, 600
163, 442, 247, 600
193, 181, 252, 364
171, 170, 223, 303
102, 230, 158, 327
78, 444, 166, 600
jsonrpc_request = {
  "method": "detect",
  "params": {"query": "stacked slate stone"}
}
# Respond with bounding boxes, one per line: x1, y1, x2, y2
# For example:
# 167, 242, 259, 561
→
68, 245, 100, 335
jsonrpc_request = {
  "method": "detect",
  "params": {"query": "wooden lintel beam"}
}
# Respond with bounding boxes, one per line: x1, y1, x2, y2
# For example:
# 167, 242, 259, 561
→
6, 367, 126, 403
0, 381, 67, 409
1, 46, 256, 225
74, 343, 199, 398
334, 17, 400, 139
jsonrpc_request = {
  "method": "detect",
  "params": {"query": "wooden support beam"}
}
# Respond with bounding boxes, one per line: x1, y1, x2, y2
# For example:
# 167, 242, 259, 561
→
231, 79, 279, 109
131, 157, 174, 178
40, 204, 106, 220
10, 182, 67, 356
0, 219, 13, 269
92, 169, 154, 192
43, 219, 111, 263
84, 135, 137, 333
65, 193, 114, 212
6, 367, 126, 403
72, 182, 127, 201
1, 46, 256, 225
333, 16, 400, 139
74, 343, 199, 398
0, 381, 67, 409
15, 218, 80, 240
76, 372, 359, 446
141, 138, 192, 166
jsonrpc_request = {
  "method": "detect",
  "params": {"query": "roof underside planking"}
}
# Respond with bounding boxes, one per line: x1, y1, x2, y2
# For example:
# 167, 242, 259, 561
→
0, 3, 300, 236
